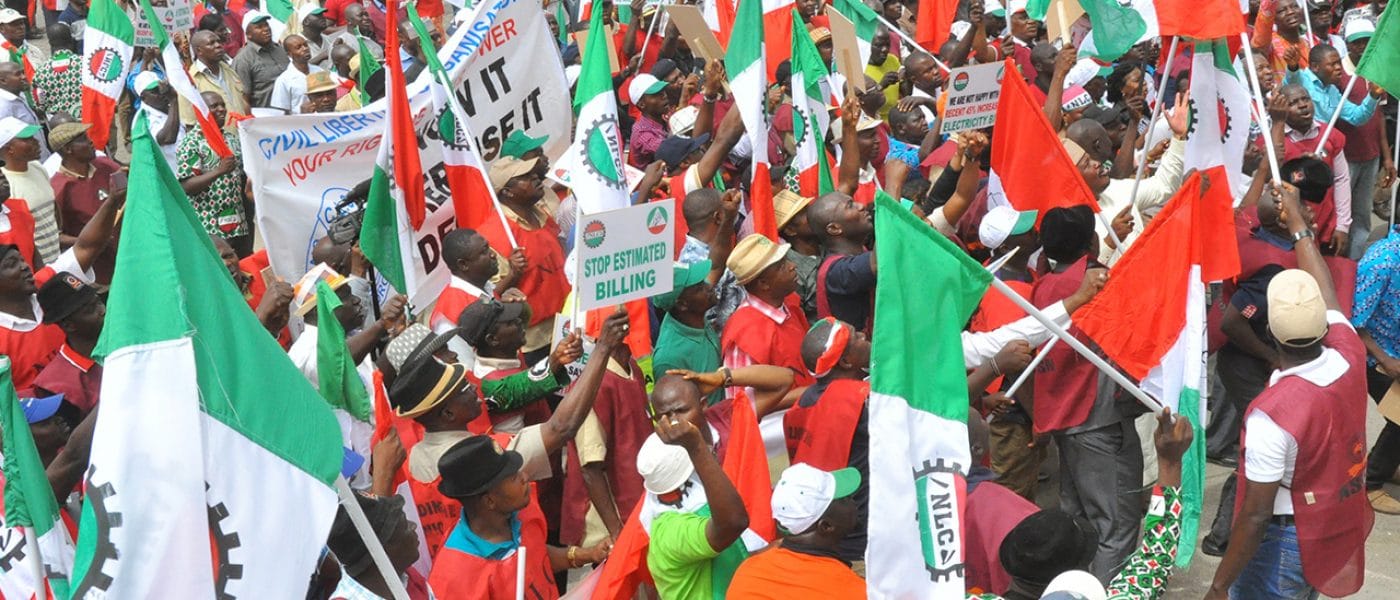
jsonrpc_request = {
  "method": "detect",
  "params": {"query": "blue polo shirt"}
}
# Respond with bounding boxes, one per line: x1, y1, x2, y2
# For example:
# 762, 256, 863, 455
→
442, 510, 522, 559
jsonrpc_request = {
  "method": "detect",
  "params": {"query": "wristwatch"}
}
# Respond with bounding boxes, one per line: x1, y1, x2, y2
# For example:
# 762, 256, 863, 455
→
1292, 229, 1314, 243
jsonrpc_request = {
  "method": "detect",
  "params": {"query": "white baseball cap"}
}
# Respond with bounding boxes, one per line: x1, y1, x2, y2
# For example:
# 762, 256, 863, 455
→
1041, 570, 1108, 600
1267, 269, 1328, 347
636, 433, 695, 494
669, 105, 700, 135
1344, 18, 1376, 42
984, 0, 1007, 17
628, 74, 668, 105
0, 8, 24, 24
0, 116, 40, 149
242, 10, 272, 33
132, 71, 163, 94
771, 463, 861, 535
979, 205, 1038, 250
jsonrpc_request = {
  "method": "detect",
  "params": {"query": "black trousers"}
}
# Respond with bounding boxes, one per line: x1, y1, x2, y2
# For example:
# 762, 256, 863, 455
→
1366, 367, 1400, 490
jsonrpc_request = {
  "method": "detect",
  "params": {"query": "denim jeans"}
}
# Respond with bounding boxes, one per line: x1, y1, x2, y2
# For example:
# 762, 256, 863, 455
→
1230, 523, 1319, 600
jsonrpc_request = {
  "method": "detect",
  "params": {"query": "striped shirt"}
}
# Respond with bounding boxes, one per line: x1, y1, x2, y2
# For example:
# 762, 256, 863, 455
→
3, 162, 58, 264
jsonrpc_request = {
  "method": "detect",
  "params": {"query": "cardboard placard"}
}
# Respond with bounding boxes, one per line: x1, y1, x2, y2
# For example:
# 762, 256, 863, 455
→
132, 0, 195, 47
826, 7, 864, 94
940, 62, 1006, 134
666, 4, 726, 63
574, 24, 621, 75
1046, 0, 1085, 46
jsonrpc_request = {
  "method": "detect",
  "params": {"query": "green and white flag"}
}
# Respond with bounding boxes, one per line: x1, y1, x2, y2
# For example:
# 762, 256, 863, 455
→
316, 280, 372, 422
791, 8, 833, 196
1356, 0, 1400, 95
1185, 40, 1251, 204
0, 360, 74, 600
69, 115, 344, 598
567, 5, 631, 215
355, 33, 382, 106
866, 194, 990, 597
1078, 0, 1158, 62
265, 0, 296, 38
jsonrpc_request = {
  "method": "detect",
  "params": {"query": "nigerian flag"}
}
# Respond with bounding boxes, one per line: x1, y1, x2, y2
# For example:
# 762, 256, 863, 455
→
1079, 0, 1159, 62
0, 360, 74, 600
1357, 1, 1400, 94
866, 194, 990, 597
829, 0, 880, 67
265, 0, 295, 38
791, 8, 833, 196
68, 115, 343, 598
80, 0, 133, 152
567, 5, 631, 215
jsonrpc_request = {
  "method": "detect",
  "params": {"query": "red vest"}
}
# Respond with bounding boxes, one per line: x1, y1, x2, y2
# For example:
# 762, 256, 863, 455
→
427, 481, 558, 600
784, 379, 867, 470
507, 218, 569, 327
1277, 126, 1346, 243
409, 433, 512, 559
429, 280, 483, 332
560, 360, 651, 546
1030, 258, 1098, 434
964, 479, 1039, 595
0, 199, 36, 268
721, 294, 815, 387
1236, 325, 1373, 597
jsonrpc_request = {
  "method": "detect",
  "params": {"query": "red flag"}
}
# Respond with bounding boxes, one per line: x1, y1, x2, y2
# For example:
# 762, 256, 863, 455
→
370, 370, 423, 490
588, 501, 654, 600
724, 390, 775, 541
914, 0, 957, 53
1157, 0, 1246, 40
1074, 167, 1241, 379
990, 60, 1101, 222
716, 0, 736, 47
385, 0, 427, 228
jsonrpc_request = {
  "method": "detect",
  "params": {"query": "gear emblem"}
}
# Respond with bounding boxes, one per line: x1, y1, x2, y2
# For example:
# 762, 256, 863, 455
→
206, 490, 244, 600
581, 116, 627, 190
0, 527, 28, 572
912, 458, 965, 583
72, 465, 122, 597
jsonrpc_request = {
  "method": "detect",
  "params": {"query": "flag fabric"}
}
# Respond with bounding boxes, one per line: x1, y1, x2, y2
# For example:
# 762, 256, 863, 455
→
137, 0, 232, 158
80, 0, 134, 151
1078, 0, 1159, 62
368, 370, 434, 577
988, 60, 1100, 220
790, 8, 834, 197
1156, 0, 1245, 39
315, 280, 372, 422
361, 0, 428, 295
265, 0, 295, 38
1356, 1, 1400, 94
723, 391, 776, 542
828, 0, 879, 66
69, 114, 343, 598
406, 4, 514, 255
355, 33, 382, 106
0, 359, 74, 599
555, 0, 570, 46
568, 5, 633, 216
1184, 40, 1252, 204
867, 193, 991, 598
1074, 167, 1241, 569
1025, 0, 1051, 20
914, 0, 957, 53
725, 0, 777, 240
589, 501, 652, 600
761, 0, 795, 79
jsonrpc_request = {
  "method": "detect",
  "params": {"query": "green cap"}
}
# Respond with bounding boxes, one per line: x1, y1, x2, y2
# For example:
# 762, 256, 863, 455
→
500, 130, 548, 159
652, 260, 711, 311
829, 467, 861, 499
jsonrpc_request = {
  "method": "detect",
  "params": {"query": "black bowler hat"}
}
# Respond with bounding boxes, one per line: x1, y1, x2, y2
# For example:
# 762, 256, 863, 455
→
437, 435, 524, 499
998, 509, 1099, 586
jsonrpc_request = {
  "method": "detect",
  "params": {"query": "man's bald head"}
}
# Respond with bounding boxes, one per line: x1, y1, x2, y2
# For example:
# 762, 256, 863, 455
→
1066, 119, 1113, 162
192, 29, 218, 47
651, 374, 703, 415
312, 236, 353, 274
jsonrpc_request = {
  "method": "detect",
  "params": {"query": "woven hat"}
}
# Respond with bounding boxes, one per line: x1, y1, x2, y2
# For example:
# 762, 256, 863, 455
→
726, 234, 791, 285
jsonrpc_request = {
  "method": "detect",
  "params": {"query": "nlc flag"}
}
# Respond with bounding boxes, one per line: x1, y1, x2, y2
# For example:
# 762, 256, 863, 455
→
1074, 167, 1241, 568
68, 114, 344, 598
80, 0, 133, 152
866, 193, 991, 597
726, 0, 776, 240
568, 3, 631, 216
0, 359, 74, 600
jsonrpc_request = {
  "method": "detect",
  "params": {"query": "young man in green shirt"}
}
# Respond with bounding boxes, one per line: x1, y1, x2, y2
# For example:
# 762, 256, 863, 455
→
651, 260, 723, 404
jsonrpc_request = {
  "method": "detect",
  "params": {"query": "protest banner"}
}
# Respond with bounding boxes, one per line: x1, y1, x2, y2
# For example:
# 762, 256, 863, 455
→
940, 62, 1006, 134
240, 0, 570, 308
132, 0, 193, 46
576, 201, 675, 312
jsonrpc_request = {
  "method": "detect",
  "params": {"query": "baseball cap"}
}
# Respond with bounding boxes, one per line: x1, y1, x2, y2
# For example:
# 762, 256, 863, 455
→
305, 71, 338, 94
979, 205, 1038, 250
437, 435, 524, 498
984, 0, 1007, 17
457, 297, 529, 348
37, 271, 98, 324
48, 122, 91, 150
653, 259, 711, 311
774, 189, 813, 230
1007, 0, 1028, 14
132, 71, 163, 94
856, 113, 883, 132
0, 8, 23, 24
669, 105, 700, 136
1041, 570, 1108, 600
20, 394, 63, 424
628, 74, 668, 105
1084, 104, 1128, 128
636, 433, 695, 494
656, 133, 710, 171
726, 234, 792, 285
772, 463, 860, 535
0, 117, 40, 149
1267, 269, 1328, 347
297, 3, 327, 23
1061, 85, 1091, 113
1344, 18, 1376, 42
291, 263, 350, 317
488, 156, 539, 190
650, 58, 679, 80
242, 10, 271, 32
500, 130, 548, 159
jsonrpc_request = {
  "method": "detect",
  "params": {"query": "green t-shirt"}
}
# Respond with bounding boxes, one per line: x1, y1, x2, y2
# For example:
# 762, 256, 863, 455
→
648, 511, 720, 600
652, 315, 723, 405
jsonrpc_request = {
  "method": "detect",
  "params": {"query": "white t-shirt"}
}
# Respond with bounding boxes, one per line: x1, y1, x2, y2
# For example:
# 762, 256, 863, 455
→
269, 64, 326, 115
136, 105, 184, 173
1244, 310, 1353, 515
2, 162, 58, 264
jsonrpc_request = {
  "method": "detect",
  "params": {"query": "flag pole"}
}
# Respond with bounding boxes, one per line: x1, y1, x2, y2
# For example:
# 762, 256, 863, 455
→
515, 546, 527, 600
871, 11, 951, 72
23, 526, 44, 595
334, 476, 412, 600
1240, 32, 1284, 184
637, 2, 666, 64
1125, 36, 1180, 208
1392, 121, 1399, 229
1003, 338, 1055, 397
988, 276, 1165, 414
1314, 75, 1359, 156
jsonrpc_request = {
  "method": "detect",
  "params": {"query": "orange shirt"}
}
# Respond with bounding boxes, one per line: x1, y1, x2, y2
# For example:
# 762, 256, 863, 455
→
726, 546, 866, 599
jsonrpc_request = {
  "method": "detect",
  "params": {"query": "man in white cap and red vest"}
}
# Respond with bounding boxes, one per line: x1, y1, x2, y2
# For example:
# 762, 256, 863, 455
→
1205, 182, 1373, 599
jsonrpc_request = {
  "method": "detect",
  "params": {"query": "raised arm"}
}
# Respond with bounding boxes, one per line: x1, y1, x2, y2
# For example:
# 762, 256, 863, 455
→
539, 310, 630, 454
1275, 181, 1340, 311
654, 415, 749, 552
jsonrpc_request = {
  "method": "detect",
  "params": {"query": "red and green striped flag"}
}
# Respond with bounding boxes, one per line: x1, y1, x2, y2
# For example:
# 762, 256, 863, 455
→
80, 0, 134, 151
137, 0, 232, 158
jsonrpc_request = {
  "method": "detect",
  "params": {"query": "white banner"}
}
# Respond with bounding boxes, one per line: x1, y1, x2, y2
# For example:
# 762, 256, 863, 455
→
240, 0, 570, 308
577, 200, 675, 312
